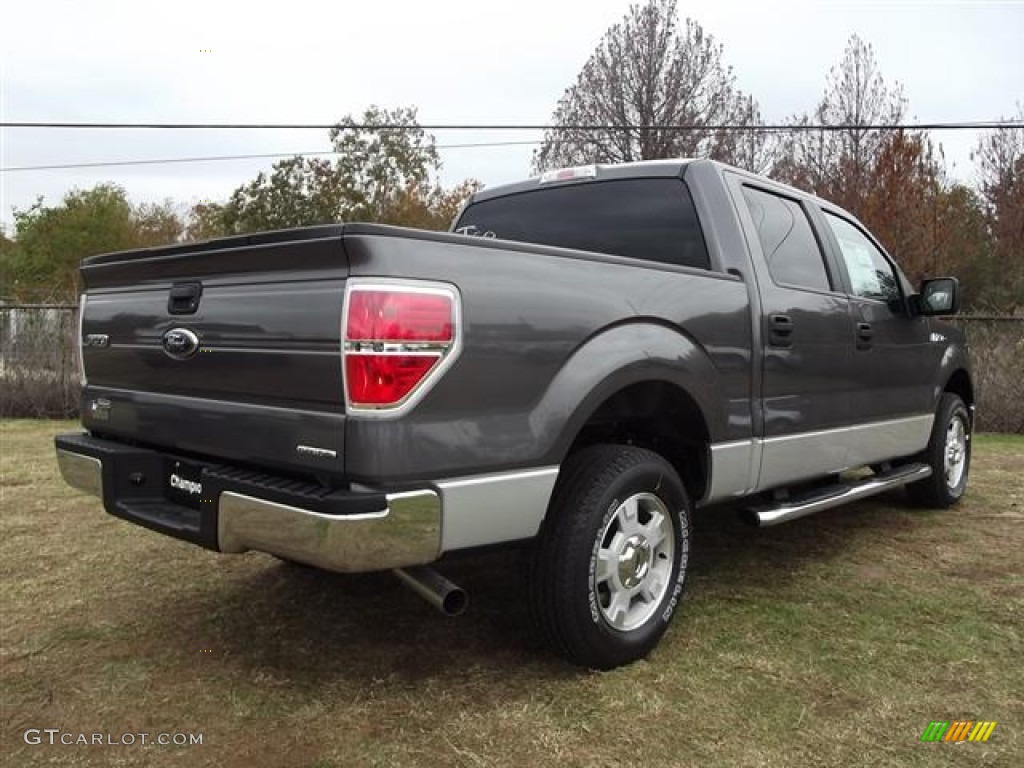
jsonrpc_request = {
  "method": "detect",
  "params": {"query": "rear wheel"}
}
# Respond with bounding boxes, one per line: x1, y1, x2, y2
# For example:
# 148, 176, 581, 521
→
907, 393, 971, 507
528, 444, 691, 669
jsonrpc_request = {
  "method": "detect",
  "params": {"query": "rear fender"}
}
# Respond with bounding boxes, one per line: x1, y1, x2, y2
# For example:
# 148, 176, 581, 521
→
531, 321, 724, 465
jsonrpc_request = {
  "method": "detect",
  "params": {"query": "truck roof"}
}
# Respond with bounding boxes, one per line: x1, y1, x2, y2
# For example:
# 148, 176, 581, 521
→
469, 158, 849, 222
470, 159, 696, 204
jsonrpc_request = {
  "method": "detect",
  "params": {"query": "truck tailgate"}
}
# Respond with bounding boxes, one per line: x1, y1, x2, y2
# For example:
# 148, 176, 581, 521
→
79, 226, 350, 479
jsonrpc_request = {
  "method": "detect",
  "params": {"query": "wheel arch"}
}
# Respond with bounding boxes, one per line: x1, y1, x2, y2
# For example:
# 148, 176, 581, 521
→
563, 380, 712, 502
944, 368, 974, 410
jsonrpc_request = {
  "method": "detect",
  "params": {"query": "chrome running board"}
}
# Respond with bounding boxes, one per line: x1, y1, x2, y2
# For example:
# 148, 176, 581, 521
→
745, 463, 932, 527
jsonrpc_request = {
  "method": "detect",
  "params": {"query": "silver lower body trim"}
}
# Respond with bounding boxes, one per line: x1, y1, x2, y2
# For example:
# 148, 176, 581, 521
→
706, 439, 761, 503
757, 414, 933, 492
436, 467, 560, 551
706, 414, 935, 503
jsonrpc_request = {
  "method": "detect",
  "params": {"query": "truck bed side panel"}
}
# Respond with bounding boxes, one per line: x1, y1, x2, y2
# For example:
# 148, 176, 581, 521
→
342, 231, 753, 483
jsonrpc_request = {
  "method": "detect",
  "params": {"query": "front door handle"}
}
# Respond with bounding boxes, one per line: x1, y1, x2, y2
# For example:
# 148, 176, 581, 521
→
856, 321, 873, 350
768, 314, 793, 348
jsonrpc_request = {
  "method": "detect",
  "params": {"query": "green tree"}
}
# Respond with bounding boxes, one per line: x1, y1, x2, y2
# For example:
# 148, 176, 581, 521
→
2, 185, 183, 302
191, 105, 479, 238
217, 156, 347, 234
533, 0, 770, 173
0, 230, 19, 300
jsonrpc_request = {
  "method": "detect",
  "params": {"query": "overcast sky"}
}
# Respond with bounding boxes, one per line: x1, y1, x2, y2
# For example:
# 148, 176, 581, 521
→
1, 0, 1021, 233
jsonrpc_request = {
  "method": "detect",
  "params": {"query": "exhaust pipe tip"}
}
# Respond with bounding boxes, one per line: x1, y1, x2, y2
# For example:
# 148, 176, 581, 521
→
740, 507, 763, 527
439, 586, 468, 617
393, 566, 468, 617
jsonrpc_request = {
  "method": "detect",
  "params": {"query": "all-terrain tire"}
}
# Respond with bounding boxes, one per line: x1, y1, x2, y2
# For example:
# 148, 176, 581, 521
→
528, 444, 691, 669
906, 393, 971, 508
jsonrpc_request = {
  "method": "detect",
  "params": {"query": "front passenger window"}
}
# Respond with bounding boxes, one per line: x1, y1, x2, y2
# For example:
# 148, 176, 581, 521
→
824, 212, 900, 302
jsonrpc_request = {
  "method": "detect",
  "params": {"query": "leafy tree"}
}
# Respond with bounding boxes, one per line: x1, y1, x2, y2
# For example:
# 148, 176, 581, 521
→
0, 231, 18, 301
377, 179, 481, 231
184, 201, 231, 242
191, 106, 479, 238
2, 185, 184, 302
532, 0, 769, 172
328, 105, 441, 221
216, 156, 347, 234
932, 184, 1003, 310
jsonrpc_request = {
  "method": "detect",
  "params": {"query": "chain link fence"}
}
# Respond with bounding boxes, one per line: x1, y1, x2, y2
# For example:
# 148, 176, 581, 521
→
2, 305, 1021, 432
1, 305, 80, 419
947, 316, 1024, 434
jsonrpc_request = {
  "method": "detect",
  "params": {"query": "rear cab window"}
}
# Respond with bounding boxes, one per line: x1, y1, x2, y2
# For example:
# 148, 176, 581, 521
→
740, 186, 834, 293
454, 178, 711, 270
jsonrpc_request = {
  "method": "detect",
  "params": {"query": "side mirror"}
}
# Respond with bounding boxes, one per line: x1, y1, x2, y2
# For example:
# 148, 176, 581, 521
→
916, 277, 960, 316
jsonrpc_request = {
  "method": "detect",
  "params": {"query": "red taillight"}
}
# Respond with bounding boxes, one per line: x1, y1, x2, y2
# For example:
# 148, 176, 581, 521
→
344, 355, 438, 405
343, 283, 459, 411
347, 290, 453, 342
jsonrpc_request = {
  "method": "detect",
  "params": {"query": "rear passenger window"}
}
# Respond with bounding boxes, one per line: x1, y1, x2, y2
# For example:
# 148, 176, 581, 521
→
454, 178, 711, 270
742, 187, 832, 292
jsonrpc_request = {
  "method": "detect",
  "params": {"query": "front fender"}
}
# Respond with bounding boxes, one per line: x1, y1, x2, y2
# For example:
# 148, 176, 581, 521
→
933, 336, 973, 409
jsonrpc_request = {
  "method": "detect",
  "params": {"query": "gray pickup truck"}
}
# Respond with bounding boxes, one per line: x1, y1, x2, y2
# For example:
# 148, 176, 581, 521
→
55, 159, 973, 669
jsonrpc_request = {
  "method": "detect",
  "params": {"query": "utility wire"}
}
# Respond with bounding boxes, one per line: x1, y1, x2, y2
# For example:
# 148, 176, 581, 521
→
0, 140, 542, 173
4, 120, 1020, 173
2, 120, 1022, 131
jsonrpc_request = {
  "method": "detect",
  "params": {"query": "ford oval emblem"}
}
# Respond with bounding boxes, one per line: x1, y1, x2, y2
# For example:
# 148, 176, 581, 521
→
162, 328, 200, 359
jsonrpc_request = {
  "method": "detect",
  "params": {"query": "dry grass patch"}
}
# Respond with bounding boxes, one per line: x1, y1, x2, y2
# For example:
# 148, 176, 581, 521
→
2, 420, 1022, 767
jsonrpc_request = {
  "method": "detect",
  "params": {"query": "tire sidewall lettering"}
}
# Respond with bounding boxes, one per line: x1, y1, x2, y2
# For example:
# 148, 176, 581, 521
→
588, 497, 622, 624
661, 506, 689, 623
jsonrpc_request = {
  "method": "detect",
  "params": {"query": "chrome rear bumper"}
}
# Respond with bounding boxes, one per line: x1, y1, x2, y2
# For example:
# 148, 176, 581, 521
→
216, 489, 441, 572
55, 442, 441, 573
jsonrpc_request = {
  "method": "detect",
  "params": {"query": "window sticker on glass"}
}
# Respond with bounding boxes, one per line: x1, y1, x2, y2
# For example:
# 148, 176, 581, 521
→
843, 239, 882, 296
824, 211, 900, 302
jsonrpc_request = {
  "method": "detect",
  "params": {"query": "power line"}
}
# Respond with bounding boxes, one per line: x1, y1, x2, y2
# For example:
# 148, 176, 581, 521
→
0, 140, 542, 173
3, 120, 1020, 173
1, 120, 1022, 131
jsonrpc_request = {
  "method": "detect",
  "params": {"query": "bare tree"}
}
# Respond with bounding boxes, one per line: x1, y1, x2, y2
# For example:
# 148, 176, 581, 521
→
973, 105, 1024, 206
532, 0, 767, 173
776, 34, 908, 210
972, 105, 1024, 311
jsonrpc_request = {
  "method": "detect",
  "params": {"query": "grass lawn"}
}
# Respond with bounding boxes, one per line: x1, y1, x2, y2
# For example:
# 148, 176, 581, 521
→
2, 420, 1021, 767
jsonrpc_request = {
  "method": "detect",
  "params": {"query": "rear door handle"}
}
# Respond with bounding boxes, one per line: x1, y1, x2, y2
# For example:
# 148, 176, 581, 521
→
768, 314, 793, 348
856, 321, 873, 350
